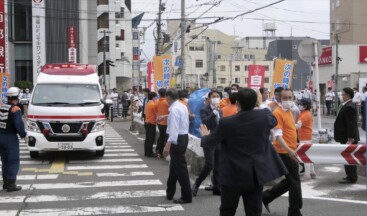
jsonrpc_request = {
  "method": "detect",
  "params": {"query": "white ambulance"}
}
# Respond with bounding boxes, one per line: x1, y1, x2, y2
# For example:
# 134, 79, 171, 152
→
26, 64, 108, 158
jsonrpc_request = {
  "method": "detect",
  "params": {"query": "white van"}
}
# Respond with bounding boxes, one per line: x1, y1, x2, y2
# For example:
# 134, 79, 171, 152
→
26, 64, 108, 158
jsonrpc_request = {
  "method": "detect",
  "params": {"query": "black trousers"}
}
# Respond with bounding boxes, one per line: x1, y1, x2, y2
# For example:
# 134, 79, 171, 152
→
361, 101, 366, 131
144, 123, 156, 156
220, 185, 263, 216
326, 100, 332, 115
263, 154, 302, 216
194, 145, 214, 187
166, 134, 192, 201
342, 142, 358, 182
156, 124, 167, 155
213, 146, 220, 190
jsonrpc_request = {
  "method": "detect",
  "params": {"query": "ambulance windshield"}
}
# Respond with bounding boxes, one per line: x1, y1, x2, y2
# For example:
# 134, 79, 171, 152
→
31, 84, 101, 106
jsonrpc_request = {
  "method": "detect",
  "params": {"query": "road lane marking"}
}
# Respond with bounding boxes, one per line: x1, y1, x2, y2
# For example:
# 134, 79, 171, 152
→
96, 171, 154, 177
68, 158, 143, 164
105, 149, 134, 152
17, 174, 59, 180
0, 190, 167, 203
104, 153, 139, 157
67, 164, 148, 170
105, 145, 132, 148
18, 204, 184, 216
19, 179, 162, 190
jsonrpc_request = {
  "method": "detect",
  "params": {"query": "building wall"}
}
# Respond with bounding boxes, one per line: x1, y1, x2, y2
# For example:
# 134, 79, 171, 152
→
97, 0, 133, 90
330, 0, 367, 44
215, 60, 274, 89
319, 45, 367, 89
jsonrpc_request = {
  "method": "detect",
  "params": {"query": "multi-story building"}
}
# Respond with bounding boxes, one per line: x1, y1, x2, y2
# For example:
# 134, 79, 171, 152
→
265, 37, 329, 90
97, 0, 132, 90
330, 0, 367, 45
7, 0, 132, 90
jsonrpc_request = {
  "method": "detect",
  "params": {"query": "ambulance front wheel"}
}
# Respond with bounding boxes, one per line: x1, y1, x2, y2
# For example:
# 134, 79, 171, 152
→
96, 149, 105, 157
30, 151, 39, 159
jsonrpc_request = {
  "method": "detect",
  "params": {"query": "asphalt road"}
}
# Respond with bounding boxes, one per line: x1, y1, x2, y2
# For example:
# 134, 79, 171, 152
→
0, 120, 366, 216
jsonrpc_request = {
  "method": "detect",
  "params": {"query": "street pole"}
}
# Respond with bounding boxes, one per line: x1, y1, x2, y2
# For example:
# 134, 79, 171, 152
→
314, 42, 322, 131
156, 0, 162, 56
213, 41, 216, 87
181, 0, 186, 89
102, 30, 107, 88
334, 33, 339, 115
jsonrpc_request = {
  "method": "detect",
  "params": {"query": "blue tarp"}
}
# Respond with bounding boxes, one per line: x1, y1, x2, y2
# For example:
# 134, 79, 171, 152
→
188, 88, 211, 138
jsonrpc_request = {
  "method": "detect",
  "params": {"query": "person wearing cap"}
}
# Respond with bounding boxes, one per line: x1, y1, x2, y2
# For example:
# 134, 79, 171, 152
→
110, 88, 120, 117
0, 87, 27, 192
296, 98, 316, 180
20, 88, 32, 117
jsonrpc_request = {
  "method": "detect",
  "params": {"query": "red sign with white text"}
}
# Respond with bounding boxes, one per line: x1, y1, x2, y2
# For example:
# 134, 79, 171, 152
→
147, 61, 153, 91
318, 47, 332, 65
68, 26, 77, 63
359, 46, 367, 63
248, 65, 265, 88
0, 2, 6, 73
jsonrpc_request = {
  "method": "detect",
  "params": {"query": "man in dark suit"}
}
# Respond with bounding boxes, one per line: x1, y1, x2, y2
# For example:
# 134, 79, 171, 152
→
334, 87, 360, 184
200, 88, 288, 216
192, 90, 223, 196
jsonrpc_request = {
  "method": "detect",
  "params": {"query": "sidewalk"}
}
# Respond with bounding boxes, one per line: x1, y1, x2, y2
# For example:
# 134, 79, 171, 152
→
313, 114, 366, 143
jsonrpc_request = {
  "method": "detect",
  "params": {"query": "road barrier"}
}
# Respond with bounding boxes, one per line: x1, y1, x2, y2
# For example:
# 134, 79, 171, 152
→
296, 144, 366, 165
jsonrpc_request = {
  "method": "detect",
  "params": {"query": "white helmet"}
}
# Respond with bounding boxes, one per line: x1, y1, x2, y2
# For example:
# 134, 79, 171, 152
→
7, 87, 20, 97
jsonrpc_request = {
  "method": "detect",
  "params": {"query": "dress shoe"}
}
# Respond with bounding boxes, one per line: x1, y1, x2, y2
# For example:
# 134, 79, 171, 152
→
166, 196, 173, 201
192, 184, 199, 197
263, 200, 271, 213
145, 153, 157, 158
2, 179, 7, 190
6, 180, 21, 192
204, 185, 214, 191
173, 198, 192, 204
339, 179, 357, 184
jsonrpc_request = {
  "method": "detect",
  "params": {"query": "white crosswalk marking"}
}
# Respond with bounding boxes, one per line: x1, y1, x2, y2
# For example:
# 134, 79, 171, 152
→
1, 126, 182, 215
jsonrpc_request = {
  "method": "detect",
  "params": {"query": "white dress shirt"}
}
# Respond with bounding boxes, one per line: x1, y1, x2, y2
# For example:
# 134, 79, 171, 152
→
352, 92, 362, 104
325, 91, 335, 101
167, 100, 189, 144
110, 92, 119, 101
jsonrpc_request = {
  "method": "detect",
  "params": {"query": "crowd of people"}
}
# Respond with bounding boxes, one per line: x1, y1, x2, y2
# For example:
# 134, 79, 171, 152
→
137, 84, 361, 216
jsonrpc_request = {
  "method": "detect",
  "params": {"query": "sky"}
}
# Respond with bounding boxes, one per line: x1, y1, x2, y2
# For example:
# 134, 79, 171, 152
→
131, 0, 330, 61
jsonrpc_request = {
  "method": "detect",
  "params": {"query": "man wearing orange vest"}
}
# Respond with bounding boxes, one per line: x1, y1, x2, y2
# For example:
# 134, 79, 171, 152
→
144, 92, 157, 157
154, 89, 170, 158
222, 93, 238, 117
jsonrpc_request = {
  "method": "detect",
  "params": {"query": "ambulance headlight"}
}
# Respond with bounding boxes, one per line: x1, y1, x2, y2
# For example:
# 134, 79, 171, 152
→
27, 120, 41, 133
90, 120, 105, 133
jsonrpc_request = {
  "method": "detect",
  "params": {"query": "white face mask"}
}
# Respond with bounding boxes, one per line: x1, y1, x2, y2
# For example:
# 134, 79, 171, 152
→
231, 90, 238, 93
281, 101, 293, 110
298, 105, 305, 111
211, 98, 220, 106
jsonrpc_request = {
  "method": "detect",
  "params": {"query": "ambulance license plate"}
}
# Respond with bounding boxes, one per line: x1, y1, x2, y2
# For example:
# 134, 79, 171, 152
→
58, 143, 73, 150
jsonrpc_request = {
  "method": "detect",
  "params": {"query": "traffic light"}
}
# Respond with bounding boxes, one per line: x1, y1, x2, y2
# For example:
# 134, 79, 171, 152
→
97, 60, 115, 76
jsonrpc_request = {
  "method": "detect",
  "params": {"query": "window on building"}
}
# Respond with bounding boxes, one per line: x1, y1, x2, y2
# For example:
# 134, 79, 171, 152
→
219, 78, 226, 84
98, 36, 109, 53
98, 13, 109, 29
15, 60, 33, 82
217, 55, 221, 59
116, 7, 125, 18
244, 54, 248, 59
336, 0, 340, 7
116, 43, 120, 48
116, 29, 125, 41
235, 78, 240, 83
196, 60, 203, 68
220, 65, 226, 71
264, 65, 269, 71
116, 20, 119, 25
250, 54, 255, 60
235, 65, 240, 71
12, 0, 33, 41
245, 65, 248, 71
245, 78, 248, 84
189, 46, 204, 51
265, 77, 270, 83
97, 0, 109, 5
217, 41, 222, 44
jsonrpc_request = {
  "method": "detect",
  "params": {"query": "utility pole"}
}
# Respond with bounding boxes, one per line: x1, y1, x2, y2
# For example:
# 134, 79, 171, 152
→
101, 30, 111, 88
334, 33, 339, 115
181, 0, 186, 89
156, 0, 163, 56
